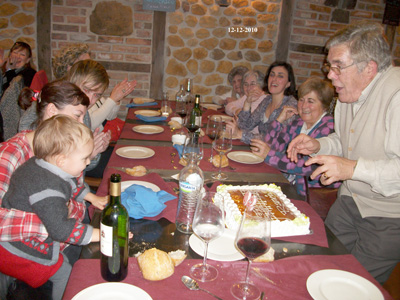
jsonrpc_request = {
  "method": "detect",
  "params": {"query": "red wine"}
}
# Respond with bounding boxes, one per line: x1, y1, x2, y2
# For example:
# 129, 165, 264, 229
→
177, 112, 187, 118
186, 125, 200, 133
207, 133, 217, 140
237, 237, 269, 260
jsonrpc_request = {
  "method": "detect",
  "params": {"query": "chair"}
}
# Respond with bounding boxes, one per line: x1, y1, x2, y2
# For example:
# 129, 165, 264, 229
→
30, 70, 48, 91
304, 176, 338, 220
0, 76, 24, 140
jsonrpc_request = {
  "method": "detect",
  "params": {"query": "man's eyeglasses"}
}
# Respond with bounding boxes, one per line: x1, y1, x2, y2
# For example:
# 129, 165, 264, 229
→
322, 62, 357, 75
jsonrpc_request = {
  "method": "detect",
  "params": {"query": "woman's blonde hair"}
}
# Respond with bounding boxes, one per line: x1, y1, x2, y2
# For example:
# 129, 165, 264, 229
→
66, 59, 109, 93
52, 43, 91, 79
33, 115, 93, 161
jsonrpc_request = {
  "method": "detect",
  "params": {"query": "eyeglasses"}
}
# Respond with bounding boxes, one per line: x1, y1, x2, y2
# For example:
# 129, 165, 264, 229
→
322, 62, 357, 75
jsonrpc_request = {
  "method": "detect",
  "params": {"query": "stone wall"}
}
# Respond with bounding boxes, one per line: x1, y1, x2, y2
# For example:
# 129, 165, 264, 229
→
164, 0, 281, 103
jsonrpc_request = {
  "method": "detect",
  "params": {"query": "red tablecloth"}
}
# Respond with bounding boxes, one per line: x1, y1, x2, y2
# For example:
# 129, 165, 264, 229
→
63, 254, 392, 300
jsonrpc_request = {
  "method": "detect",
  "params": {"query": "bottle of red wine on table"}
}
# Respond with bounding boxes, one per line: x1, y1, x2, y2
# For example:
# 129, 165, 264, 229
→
100, 173, 129, 281
186, 94, 202, 133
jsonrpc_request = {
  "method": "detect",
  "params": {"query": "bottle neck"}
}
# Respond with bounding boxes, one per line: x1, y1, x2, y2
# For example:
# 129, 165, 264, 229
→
109, 181, 121, 204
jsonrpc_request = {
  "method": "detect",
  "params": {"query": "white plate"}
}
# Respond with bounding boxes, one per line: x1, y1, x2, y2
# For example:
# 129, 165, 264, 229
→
306, 269, 384, 300
121, 181, 160, 192
133, 97, 155, 104
72, 282, 152, 300
201, 103, 222, 110
134, 110, 160, 117
132, 125, 164, 134
208, 114, 233, 122
227, 151, 264, 164
189, 229, 244, 261
116, 146, 155, 159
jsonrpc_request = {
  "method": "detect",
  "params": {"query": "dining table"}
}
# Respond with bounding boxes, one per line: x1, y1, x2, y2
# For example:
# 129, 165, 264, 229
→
63, 100, 393, 300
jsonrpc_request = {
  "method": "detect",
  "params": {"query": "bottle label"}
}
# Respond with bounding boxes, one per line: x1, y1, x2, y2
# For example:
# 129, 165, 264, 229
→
100, 222, 113, 257
195, 116, 202, 127
180, 181, 197, 193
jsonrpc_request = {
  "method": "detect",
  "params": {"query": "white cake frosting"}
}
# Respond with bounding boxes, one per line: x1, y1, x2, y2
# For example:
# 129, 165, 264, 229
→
216, 184, 310, 237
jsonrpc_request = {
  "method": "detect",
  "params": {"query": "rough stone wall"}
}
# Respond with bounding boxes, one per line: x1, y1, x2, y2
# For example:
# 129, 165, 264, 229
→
0, 0, 37, 68
164, 0, 282, 103
288, 0, 398, 85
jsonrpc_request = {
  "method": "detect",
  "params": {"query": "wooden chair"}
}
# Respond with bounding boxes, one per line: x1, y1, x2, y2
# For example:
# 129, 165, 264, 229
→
304, 176, 338, 220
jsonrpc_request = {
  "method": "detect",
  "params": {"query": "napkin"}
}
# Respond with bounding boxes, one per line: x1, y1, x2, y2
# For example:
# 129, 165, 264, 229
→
173, 144, 184, 158
136, 115, 167, 122
126, 102, 158, 107
121, 184, 176, 219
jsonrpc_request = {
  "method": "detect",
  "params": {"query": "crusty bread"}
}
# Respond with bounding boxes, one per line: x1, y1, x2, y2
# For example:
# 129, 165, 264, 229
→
212, 154, 229, 168
168, 249, 187, 266
137, 248, 175, 281
253, 246, 275, 263
125, 165, 147, 177
168, 120, 182, 130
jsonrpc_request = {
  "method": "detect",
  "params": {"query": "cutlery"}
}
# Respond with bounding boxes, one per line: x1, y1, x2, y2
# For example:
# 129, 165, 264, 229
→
181, 276, 223, 300
260, 291, 265, 300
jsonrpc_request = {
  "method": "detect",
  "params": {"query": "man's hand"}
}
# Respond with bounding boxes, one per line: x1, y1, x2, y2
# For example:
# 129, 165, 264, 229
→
287, 134, 320, 162
305, 155, 357, 185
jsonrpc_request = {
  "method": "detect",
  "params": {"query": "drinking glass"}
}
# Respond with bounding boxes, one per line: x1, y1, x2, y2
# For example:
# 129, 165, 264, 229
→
161, 92, 171, 117
182, 132, 203, 163
190, 192, 225, 282
212, 125, 232, 180
231, 209, 271, 300
206, 116, 222, 163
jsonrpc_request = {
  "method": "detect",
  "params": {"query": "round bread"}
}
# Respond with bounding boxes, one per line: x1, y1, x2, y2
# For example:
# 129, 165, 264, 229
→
212, 154, 229, 168
125, 165, 147, 177
137, 248, 174, 281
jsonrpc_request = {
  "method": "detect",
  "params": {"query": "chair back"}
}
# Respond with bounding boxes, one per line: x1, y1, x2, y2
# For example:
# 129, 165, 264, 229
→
30, 70, 48, 91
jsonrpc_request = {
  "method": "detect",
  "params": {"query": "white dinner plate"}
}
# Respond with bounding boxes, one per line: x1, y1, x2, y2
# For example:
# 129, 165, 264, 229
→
208, 114, 233, 122
227, 151, 264, 164
133, 97, 155, 104
201, 103, 222, 110
72, 282, 152, 300
132, 125, 164, 134
306, 269, 384, 300
121, 181, 160, 192
189, 229, 244, 261
134, 110, 160, 117
116, 146, 155, 159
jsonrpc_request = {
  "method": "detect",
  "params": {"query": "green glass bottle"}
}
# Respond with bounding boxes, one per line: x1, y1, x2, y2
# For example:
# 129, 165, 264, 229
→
186, 94, 202, 133
100, 173, 129, 281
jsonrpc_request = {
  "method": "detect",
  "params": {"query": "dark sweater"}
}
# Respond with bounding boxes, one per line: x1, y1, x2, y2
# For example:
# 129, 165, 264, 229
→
1, 157, 92, 265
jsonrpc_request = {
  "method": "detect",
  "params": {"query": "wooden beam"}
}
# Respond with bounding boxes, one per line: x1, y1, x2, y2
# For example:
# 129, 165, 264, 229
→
150, 11, 166, 99
275, 0, 295, 62
36, 0, 52, 78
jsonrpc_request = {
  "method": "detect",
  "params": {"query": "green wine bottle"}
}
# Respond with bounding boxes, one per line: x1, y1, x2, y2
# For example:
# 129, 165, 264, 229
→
187, 94, 202, 133
100, 173, 129, 281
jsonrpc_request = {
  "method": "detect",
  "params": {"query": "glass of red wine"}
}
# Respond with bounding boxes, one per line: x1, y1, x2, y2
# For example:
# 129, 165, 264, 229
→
231, 208, 271, 300
206, 116, 222, 163
176, 98, 188, 133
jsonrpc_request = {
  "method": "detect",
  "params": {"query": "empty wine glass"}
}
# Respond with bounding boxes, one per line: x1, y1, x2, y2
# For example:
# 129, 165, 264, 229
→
212, 125, 232, 180
231, 209, 271, 300
190, 192, 225, 282
183, 132, 203, 163
206, 116, 222, 163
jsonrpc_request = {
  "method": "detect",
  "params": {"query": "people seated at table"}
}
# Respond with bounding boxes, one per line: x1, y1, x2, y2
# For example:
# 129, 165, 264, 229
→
287, 21, 400, 285
0, 41, 36, 97
213, 65, 248, 106
0, 80, 108, 299
226, 61, 297, 144
0, 115, 102, 300
249, 76, 341, 196
225, 70, 266, 116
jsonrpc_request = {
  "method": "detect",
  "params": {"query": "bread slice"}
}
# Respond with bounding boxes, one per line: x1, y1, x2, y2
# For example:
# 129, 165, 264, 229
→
253, 246, 275, 263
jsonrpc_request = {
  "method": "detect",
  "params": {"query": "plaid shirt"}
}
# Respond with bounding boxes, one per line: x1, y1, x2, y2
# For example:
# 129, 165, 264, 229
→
0, 132, 86, 244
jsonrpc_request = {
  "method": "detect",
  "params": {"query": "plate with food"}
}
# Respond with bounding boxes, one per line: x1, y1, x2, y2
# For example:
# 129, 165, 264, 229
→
116, 146, 155, 159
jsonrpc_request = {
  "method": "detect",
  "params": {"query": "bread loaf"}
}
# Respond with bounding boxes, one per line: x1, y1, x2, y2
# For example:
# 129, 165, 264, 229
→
212, 154, 229, 168
125, 165, 147, 177
137, 248, 175, 281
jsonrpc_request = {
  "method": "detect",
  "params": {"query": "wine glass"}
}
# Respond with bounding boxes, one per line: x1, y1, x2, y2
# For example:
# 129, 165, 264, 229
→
206, 116, 222, 163
182, 132, 203, 163
190, 192, 225, 282
212, 125, 232, 180
176, 98, 188, 133
231, 209, 271, 300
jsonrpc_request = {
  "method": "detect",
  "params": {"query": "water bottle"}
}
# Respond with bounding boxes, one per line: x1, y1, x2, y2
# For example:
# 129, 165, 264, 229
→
100, 173, 129, 281
175, 84, 185, 102
176, 152, 204, 234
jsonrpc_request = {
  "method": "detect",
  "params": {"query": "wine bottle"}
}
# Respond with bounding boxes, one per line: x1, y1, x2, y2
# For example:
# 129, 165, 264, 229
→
100, 173, 129, 282
183, 78, 194, 109
187, 94, 202, 133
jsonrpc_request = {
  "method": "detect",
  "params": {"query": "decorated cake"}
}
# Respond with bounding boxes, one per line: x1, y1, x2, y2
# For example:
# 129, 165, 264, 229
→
216, 184, 310, 237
